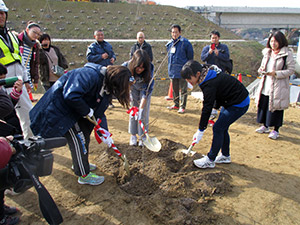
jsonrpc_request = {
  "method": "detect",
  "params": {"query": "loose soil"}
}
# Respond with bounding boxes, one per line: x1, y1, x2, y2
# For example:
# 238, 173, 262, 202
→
5, 95, 300, 225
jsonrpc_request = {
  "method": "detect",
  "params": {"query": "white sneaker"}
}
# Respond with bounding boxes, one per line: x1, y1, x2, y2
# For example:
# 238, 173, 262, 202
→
193, 156, 215, 169
215, 154, 231, 164
177, 108, 185, 114
268, 130, 279, 140
255, 126, 270, 134
4, 188, 20, 196
129, 135, 137, 146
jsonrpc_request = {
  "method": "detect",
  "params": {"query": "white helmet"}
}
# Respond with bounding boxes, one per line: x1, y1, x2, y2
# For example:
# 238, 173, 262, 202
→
0, 0, 8, 12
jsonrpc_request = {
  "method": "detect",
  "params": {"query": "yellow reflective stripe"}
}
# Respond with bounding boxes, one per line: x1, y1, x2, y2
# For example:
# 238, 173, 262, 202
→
8, 32, 22, 62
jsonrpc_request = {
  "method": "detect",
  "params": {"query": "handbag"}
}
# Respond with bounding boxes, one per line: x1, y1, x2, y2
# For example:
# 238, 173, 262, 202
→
44, 50, 65, 77
51, 65, 65, 77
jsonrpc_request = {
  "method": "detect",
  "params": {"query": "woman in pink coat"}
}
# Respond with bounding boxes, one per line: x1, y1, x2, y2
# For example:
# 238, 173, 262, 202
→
255, 30, 295, 140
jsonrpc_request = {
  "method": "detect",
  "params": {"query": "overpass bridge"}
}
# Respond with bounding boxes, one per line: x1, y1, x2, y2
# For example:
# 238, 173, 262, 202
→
186, 6, 300, 29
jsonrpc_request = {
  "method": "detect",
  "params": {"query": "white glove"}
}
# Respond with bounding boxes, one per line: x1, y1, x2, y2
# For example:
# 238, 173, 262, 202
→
193, 129, 204, 144
99, 127, 114, 148
87, 108, 94, 118
100, 136, 114, 148
138, 108, 143, 121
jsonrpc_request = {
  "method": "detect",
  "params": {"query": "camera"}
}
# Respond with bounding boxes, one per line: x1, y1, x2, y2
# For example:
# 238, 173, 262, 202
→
0, 77, 18, 88
0, 135, 67, 193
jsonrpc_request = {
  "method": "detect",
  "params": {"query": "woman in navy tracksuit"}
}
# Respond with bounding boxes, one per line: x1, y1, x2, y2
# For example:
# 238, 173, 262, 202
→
30, 63, 132, 185
181, 60, 249, 169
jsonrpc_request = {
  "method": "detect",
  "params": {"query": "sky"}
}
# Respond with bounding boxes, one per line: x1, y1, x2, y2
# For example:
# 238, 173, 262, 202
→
155, 0, 300, 8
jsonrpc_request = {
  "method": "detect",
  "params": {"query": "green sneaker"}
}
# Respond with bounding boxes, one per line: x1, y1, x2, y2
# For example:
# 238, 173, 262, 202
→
78, 172, 105, 185
72, 163, 97, 171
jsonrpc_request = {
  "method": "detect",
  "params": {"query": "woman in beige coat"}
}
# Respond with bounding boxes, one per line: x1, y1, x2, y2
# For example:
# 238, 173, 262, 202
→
255, 31, 295, 140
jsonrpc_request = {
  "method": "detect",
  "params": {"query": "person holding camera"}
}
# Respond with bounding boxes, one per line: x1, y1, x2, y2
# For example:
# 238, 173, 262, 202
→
0, 81, 20, 225
201, 30, 231, 120
0, 137, 20, 225
181, 60, 249, 169
201, 30, 230, 72
39, 33, 68, 91
30, 63, 132, 185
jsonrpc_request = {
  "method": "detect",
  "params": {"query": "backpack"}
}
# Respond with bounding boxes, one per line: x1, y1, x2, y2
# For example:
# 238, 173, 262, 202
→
215, 57, 233, 74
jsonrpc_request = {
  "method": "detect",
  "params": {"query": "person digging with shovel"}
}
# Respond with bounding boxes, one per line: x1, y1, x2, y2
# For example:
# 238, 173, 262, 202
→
122, 49, 154, 147
29, 63, 133, 185
181, 60, 249, 169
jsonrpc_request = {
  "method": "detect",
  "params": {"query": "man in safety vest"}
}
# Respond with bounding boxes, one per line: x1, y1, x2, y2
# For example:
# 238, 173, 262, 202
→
0, 0, 33, 139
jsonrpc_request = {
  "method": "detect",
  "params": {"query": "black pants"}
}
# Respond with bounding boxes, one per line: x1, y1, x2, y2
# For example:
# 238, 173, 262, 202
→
64, 118, 94, 177
0, 190, 4, 220
257, 94, 284, 128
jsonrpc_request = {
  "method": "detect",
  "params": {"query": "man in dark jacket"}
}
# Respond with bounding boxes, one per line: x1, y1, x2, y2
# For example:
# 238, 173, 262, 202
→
201, 30, 231, 119
166, 24, 194, 114
86, 30, 116, 66
181, 60, 249, 169
130, 32, 153, 62
201, 30, 230, 73
86, 30, 116, 108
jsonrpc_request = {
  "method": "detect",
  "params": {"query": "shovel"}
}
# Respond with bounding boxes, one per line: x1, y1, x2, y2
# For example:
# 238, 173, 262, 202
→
181, 141, 197, 156
139, 120, 161, 152
86, 116, 130, 176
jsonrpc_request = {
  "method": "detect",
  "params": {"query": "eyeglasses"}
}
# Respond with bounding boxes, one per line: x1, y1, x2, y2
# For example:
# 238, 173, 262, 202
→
31, 30, 42, 37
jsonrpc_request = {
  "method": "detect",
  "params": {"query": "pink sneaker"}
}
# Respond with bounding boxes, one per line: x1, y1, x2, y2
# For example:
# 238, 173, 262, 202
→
167, 105, 179, 110
255, 126, 270, 134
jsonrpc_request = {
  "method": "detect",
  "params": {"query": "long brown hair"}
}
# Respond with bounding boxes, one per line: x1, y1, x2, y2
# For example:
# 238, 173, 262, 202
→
128, 49, 151, 84
105, 65, 131, 109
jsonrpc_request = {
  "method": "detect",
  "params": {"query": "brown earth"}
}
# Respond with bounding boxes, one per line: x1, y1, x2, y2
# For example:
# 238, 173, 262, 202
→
5, 94, 300, 225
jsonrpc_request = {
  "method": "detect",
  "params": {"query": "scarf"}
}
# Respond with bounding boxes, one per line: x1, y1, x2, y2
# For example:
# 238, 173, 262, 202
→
23, 31, 36, 48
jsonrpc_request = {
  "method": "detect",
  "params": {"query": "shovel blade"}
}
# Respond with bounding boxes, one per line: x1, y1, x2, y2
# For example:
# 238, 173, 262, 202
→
181, 149, 196, 156
144, 135, 161, 152
122, 155, 130, 177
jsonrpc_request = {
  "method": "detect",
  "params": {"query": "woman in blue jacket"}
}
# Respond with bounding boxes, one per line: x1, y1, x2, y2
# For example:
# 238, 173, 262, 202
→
122, 50, 154, 146
30, 63, 132, 185
181, 60, 249, 169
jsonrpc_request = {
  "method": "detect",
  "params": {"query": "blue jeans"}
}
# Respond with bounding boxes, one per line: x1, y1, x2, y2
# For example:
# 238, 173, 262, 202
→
207, 104, 249, 161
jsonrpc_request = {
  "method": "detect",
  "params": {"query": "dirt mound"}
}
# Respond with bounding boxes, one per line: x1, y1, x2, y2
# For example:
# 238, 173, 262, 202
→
93, 139, 232, 225
6, 96, 300, 224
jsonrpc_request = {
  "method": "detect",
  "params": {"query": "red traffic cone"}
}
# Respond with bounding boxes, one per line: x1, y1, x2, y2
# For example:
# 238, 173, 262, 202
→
165, 81, 173, 100
238, 73, 242, 83
28, 91, 37, 103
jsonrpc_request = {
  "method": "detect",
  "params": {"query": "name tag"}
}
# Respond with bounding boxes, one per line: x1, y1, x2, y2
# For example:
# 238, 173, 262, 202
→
170, 47, 176, 54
